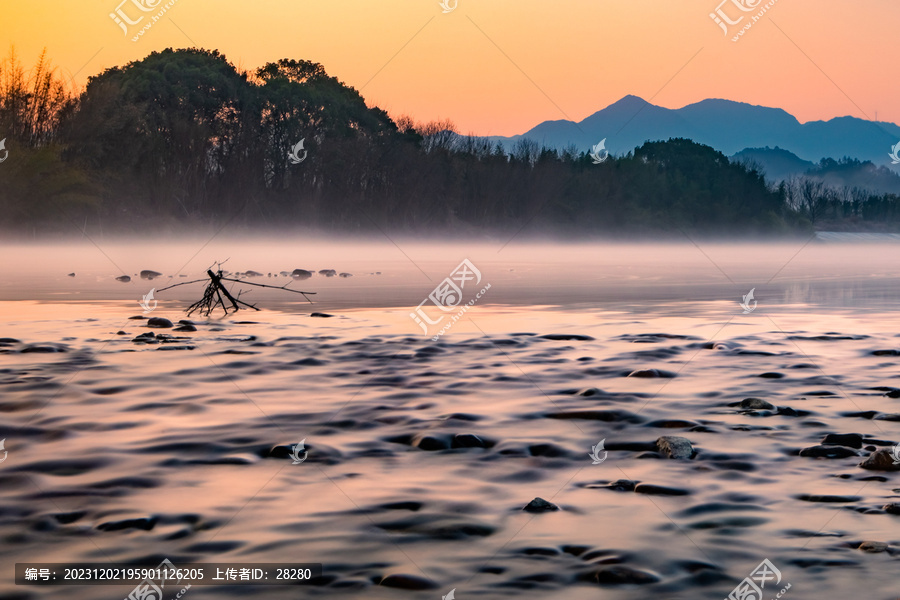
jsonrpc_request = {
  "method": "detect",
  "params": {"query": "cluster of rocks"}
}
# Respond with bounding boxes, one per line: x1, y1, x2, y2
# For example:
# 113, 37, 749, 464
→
130, 332, 194, 350
125, 316, 197, 332
283, 269, 356, 279
105, 268, 361, 282
119, 317, 200, 350
796, 432, 900, 471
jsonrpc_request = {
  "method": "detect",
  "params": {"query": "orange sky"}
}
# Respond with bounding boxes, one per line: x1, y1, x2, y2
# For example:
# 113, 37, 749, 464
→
3, 0, 898, 136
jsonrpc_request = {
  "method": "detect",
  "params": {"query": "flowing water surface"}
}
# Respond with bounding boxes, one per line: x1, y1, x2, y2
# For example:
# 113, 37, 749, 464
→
1, 239, 899, 600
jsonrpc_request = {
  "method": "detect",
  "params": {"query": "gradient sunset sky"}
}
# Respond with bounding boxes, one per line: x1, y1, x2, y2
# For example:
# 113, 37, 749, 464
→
4, 0, 898, 136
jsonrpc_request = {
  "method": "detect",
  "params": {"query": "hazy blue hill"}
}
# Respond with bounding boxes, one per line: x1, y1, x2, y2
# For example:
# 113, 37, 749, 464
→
491, 96, 900, 167
677, 99, 801, 155
732, 147, 815, 182
577, 95, 694, 155
509, 118, 586, 148
794, 116, 900, 165
502, 95, 693, 156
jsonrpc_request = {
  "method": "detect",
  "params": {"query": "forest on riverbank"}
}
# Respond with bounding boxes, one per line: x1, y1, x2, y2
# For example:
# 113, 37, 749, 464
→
1, 47, 897, 237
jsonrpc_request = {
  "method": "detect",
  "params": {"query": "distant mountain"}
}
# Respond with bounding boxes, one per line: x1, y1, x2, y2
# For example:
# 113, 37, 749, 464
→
492, 96, 900, 168
731, 147, 815, 182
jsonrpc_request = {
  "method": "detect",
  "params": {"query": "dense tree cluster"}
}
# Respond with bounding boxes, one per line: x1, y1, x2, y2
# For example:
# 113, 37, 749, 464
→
2, 47, 892, 236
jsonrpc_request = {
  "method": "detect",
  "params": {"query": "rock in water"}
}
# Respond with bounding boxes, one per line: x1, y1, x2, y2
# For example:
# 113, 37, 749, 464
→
575, 387, 604, 397
605, 479, 637, 492
656, 436, 694, 459
874, 413, 900, 421
339, 272, 353, 278
115, 275, 131, 283
588, 566, 660, 585
140, 270, 162, 280
67, 273, 75, 277
740, 397, 775, 410
147, 317, 173, 329
310, 312, 334, 318
821, 433, 863, 448
634, 483, 691, 496
523, 497, 559, 512
627, 368, 674, 378
291, 269, 312, 279
244, 270, 263, 277
319, 269, 337, 277
858, 449, 900, 471
799, 445, 859, 458
858, 541, 889, 553
451, 433, 488, 448
132, 332, 157, 343
411, 434, 450, 451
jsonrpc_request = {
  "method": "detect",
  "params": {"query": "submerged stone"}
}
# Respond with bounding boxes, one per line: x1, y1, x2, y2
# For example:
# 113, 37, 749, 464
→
858, 541, 889, 553
628, 368, 675, 378
799, 445, 858, 459
584, 566, 660, 585
859, 449, 900, 471
523, 497, 559, 512
634, 483, 691, 496
656, 436, 694, 459
740, 397, 774, 410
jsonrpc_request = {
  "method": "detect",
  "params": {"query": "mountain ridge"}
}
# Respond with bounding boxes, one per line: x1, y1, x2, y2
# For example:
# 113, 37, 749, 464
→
490, 96, 900, 168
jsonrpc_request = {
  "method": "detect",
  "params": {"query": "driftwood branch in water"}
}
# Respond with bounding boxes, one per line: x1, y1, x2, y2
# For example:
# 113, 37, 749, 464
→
157, 268, 316, 317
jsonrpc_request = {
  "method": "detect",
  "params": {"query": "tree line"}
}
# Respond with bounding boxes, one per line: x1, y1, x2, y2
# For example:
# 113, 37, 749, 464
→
0, 47, 895, 236
779, 159, 900, 228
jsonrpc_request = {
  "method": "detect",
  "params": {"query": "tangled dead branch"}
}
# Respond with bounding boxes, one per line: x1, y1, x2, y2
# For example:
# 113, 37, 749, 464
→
157, 265, 315, 317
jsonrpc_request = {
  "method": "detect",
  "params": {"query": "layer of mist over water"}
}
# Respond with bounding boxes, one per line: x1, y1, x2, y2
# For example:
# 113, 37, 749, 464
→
1, 239, 899, 600
3, 239, 900, 312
